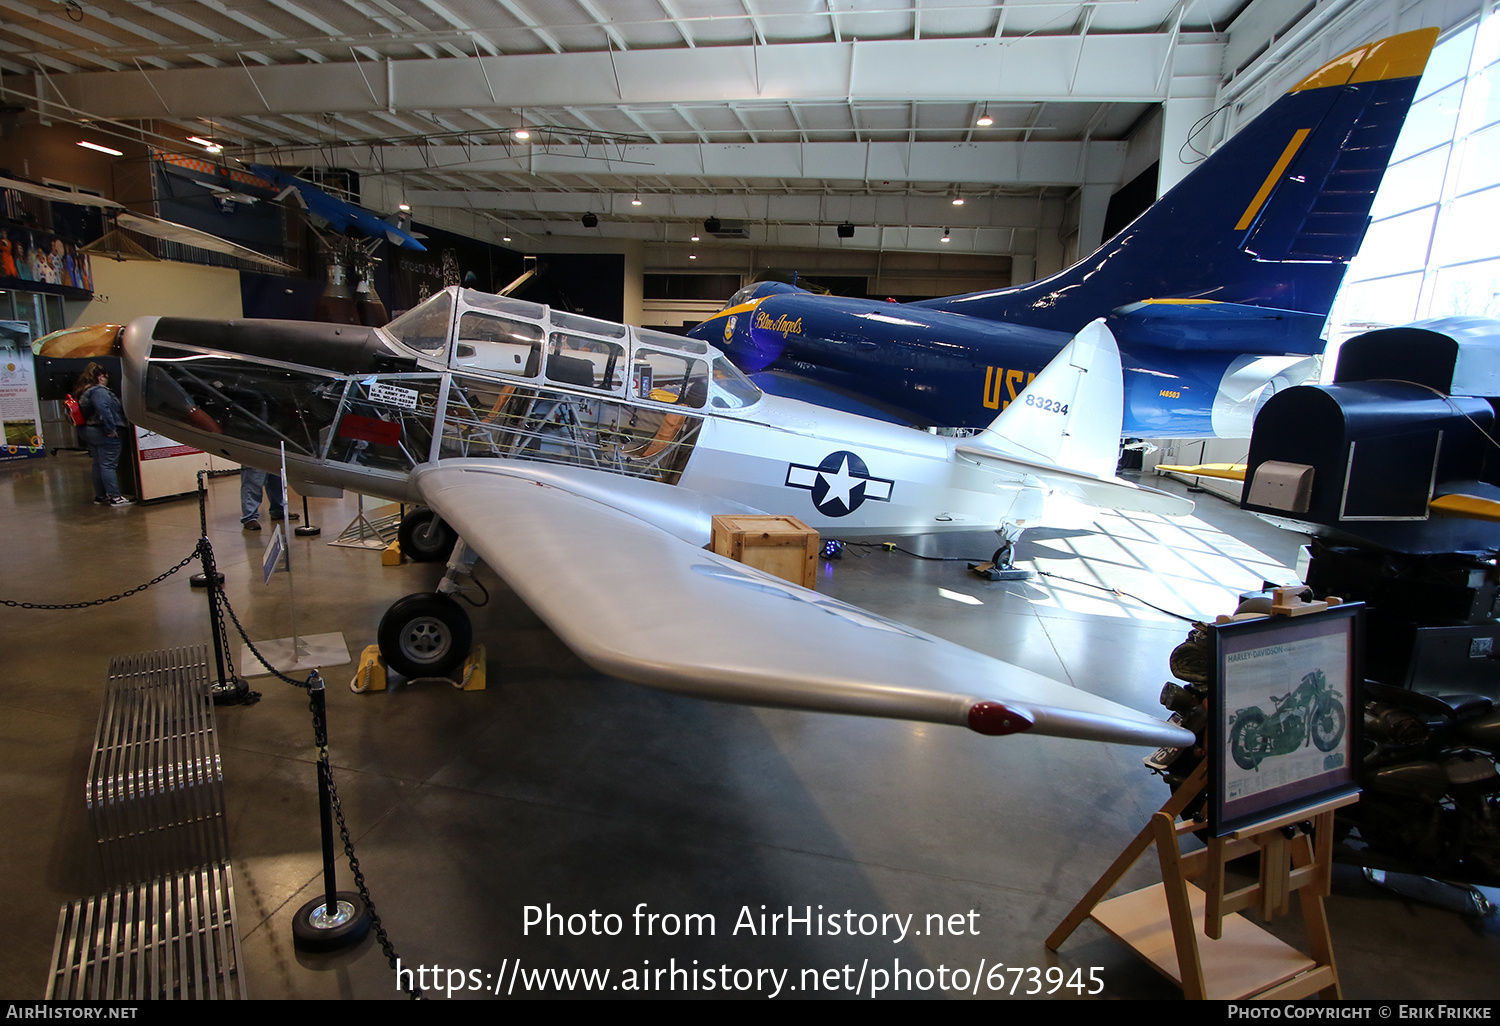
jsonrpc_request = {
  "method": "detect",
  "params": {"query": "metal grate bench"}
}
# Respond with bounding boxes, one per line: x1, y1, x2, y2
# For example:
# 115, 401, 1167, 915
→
85, 647, 229, 883
47, 863, 246, 999
48, 647, 246, 999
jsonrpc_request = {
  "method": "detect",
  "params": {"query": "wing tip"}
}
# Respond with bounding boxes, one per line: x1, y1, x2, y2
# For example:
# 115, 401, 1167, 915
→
967, 701, 1034, 736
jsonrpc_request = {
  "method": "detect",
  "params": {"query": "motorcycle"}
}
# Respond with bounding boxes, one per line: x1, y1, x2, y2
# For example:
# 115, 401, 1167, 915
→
1228, 668, 1348, 771
1339, 681, 1500, 885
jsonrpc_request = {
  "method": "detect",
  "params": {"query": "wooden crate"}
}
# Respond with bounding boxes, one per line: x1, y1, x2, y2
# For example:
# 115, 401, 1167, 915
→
711, 514, 819, 590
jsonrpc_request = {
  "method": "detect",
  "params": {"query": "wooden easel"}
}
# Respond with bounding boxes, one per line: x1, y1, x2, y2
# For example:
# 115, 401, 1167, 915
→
1047, 762, 1357, 1000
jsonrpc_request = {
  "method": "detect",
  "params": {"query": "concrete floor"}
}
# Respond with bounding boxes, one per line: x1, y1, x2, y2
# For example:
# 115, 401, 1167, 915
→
2, 452, 1498, 1001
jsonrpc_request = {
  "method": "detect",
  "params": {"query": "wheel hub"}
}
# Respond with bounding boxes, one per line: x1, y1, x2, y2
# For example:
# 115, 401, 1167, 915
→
401, 617, 452, 664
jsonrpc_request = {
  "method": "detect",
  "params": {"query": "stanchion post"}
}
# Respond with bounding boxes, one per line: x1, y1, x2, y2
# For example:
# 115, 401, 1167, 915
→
189, 470, 226, 590
295, 494, 321, 537
190, 471, 242, 700
293, 671, 372, 952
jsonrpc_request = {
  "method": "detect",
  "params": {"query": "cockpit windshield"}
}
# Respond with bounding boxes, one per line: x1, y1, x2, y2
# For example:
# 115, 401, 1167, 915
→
384, 290, 454, 355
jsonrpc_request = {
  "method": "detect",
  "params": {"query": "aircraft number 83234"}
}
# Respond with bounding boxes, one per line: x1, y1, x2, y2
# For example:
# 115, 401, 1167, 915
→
1024, 394, 1069, 415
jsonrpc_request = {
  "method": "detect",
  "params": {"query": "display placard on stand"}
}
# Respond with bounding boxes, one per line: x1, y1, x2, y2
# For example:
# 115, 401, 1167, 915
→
1211, 604, 1363, 836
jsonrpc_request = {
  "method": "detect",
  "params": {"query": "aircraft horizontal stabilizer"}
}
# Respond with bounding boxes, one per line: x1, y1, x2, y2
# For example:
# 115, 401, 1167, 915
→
1109, 301, 1328, 355
955, 447, 1193, 516
413, 460, 1193, 749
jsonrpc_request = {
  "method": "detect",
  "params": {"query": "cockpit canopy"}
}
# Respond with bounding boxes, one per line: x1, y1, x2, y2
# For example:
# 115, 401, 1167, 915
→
383, 287, 762, 411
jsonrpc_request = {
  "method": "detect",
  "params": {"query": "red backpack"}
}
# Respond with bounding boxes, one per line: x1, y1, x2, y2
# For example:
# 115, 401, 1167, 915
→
65, 392, 86, 427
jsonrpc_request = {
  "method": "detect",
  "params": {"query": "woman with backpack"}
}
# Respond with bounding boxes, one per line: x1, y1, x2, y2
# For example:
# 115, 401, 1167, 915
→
73, 362, 132, 507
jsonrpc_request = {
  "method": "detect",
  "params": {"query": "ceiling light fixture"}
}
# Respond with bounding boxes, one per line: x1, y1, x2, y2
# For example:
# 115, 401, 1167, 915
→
689, 252, 697, 260
397, 202, 411, 212
941, 228, 951, 243
186, 135, 222, 154
976, 104, 993, 127
631, 195, 643, 206
77, 140, 123, 156
514, 128, 530, 140
690, 233, 700, 242
952, 194, 965, 206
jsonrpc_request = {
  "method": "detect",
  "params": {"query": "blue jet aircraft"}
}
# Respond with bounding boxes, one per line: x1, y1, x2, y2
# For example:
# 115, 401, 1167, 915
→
689, 29, 1438, 440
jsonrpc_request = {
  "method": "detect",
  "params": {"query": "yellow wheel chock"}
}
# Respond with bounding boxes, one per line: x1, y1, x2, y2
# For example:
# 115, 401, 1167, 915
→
349, 643, 487, 692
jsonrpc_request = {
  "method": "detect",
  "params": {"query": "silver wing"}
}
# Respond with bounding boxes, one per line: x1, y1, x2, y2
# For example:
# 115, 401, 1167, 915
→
413, 460, 1193, 749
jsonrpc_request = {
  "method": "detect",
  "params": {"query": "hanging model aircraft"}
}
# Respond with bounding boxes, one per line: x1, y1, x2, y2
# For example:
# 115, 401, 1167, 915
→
688, 28, 1439, 440
119, 285, 1194, 750
246, 164, 427, 253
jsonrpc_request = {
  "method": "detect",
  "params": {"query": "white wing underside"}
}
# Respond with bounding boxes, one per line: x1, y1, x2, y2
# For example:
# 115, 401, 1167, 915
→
414, 460, 1192, 749
116, 213, 297, 273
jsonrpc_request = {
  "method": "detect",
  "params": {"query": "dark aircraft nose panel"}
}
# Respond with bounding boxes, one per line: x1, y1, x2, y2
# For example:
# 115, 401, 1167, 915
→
149, 318, 392, 374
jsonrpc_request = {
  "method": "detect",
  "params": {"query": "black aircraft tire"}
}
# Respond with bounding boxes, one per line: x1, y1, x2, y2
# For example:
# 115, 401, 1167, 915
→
398, 507, 457, 562
378, 592, 472, 679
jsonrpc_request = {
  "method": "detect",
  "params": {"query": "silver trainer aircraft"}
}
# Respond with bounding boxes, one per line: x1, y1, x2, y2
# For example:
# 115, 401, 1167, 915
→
121, 286, 1194, 748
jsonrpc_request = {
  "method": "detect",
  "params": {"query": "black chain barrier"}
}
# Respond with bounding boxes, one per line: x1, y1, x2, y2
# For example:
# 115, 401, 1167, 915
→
1, 549, 200, 609
4, 475, 421, 999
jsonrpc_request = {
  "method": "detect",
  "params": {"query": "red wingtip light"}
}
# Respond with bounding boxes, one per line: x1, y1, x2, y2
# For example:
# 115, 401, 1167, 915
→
968, 702, 1034, 736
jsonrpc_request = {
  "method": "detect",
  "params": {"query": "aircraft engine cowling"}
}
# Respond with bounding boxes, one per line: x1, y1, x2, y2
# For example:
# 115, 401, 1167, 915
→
120, 316, 425, 504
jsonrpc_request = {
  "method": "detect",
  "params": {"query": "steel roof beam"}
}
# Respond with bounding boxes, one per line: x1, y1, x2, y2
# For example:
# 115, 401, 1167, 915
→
42, 32, 1222, 120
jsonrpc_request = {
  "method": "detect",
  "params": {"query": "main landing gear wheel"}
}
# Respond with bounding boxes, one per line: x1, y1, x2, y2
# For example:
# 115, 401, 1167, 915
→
378, 592, 472, 678
398, 507, 457, 562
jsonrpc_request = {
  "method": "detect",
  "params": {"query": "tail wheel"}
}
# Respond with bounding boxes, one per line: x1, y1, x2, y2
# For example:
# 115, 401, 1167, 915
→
378, 592, 472, 678
1230, 712, 1265, 771
398, 507, 457, 562
1312, 697, 1347, 752
991, 541, 1015, 568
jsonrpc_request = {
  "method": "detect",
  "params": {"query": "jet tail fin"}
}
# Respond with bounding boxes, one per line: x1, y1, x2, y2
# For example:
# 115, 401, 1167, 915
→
913, 28, 1439, 328
960, 320, 1193, 517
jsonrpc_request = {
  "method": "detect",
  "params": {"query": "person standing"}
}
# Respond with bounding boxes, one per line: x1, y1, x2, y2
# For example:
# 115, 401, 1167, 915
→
74, 362, 132, 506
240, 467, 297, 530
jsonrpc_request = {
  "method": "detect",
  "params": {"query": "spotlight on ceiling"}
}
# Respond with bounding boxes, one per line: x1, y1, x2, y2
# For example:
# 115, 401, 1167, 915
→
581, 212, 599, 228
514, 128, 531, 140
397, 202, 411, 212
689, 252, 697, 260
941, 228, 951, 243
690, 233, 700, 242
952, 195, 965, 206
976, 104, 993, 127
837, 221, 855, 238
704, 216, 721, 234
631, 195, 643, 206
